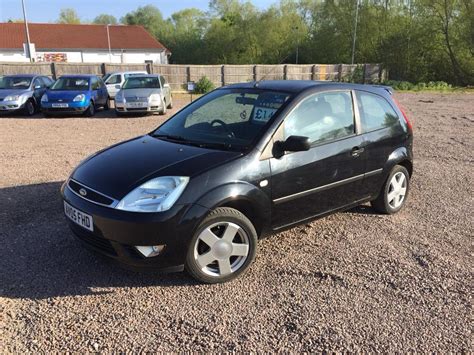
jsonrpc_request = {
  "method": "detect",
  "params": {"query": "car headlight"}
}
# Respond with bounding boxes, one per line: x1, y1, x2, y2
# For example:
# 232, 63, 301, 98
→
116, 176, 189, 213
4, 95, 20, 101
73, 94, 86, 102
149, 94, 161, 102
41, 94, 48, 102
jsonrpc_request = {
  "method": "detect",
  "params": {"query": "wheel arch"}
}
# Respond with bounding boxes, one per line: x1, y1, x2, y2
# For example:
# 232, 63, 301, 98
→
385, 146, 413, 177
192, 182, 272, 238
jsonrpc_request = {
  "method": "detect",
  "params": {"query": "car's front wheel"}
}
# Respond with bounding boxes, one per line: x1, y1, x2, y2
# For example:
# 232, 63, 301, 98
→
371, 165, 410, 214
84, 101, 95, 117
24, 99, 35, 116
185, 207, 257, 283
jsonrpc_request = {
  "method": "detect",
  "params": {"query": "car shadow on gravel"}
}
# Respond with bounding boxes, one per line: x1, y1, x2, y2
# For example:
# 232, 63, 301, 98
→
0, 182, 196, 300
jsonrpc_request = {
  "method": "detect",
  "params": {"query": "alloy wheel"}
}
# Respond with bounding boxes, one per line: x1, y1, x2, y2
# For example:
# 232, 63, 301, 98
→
193, 222, 250, 277
387, 172, 407, 209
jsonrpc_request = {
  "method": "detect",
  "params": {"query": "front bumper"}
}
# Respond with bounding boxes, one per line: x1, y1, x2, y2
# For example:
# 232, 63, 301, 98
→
115, 101, 163, 113
0, 99, 26, 112
41, 101, 89, 115
61, 182, 209, 272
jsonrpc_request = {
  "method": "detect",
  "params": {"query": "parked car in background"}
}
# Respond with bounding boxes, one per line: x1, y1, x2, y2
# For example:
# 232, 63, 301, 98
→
62, 80, 413, 283
41, 74, 109, 117
0, 74, 53, 116
114, 74, 173, 116
103, 71, 147, 99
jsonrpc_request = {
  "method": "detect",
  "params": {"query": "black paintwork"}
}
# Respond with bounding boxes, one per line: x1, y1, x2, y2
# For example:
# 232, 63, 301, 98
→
62, 81, 413, 271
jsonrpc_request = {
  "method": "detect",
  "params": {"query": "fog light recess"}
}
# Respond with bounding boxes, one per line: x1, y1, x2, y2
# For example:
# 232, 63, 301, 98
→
135, 245, 166, 258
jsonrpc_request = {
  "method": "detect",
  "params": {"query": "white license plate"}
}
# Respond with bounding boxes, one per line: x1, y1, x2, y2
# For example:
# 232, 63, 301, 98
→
52, 103, 69, 108
64, 201, 93, 231
127, 102, 147, 108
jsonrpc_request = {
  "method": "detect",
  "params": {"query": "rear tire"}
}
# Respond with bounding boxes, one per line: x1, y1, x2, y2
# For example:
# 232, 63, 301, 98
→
185, 207, 257, 284
84, 101, 95, 117
371, 165, 410, 214
24, 99, 35, 116
167, 96, 173, 109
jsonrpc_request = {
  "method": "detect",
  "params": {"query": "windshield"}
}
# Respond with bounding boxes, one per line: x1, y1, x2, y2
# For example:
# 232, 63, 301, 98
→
123, 77, 160, 89
102, 73, 112, 82
51, 77, 90, 91
152, 89, 291, 151
0, 76, 32, 90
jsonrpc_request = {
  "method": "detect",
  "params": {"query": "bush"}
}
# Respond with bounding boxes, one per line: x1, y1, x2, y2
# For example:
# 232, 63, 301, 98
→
382, 80, 451, 91
194, 76, 215, 94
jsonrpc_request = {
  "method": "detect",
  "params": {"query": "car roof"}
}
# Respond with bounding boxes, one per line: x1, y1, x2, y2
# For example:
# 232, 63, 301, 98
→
107, 71, 147, 75
59, 74, 97, 78
2, 74, 38, 78
222, 80, 392, 96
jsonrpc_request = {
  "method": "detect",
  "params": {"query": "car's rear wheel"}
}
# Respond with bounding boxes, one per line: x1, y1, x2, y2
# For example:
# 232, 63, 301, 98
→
371, 165, 410, 214
167, 96, 173, 109
185, 207, 257, 283
24, 99, 35, 116
84, 101, 95, 117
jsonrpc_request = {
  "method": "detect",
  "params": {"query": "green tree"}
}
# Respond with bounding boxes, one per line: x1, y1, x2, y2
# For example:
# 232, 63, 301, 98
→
93, 14, 118, 25
57, 8, 81, 24
121, 5, 171, 42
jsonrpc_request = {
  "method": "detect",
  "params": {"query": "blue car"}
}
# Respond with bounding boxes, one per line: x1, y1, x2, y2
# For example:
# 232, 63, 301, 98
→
41, 75, 109, 117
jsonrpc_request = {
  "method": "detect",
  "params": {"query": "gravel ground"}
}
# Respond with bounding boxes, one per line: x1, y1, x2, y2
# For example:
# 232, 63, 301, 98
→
1, 93, 473, 352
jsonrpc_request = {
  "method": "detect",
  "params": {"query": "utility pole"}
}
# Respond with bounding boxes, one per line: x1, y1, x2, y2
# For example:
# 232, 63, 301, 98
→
21, 0, 32, 62
351, 0, 360, 65
106, 24, 112, 63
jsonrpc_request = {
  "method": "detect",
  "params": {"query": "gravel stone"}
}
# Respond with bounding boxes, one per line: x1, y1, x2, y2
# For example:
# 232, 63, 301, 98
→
0, 93, 473, 352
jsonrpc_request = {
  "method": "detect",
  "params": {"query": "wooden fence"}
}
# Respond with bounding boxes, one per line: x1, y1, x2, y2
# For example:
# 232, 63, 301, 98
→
0, 62, 386, 91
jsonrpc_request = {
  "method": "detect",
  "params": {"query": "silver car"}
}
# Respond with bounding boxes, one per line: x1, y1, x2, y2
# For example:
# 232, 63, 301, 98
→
103, 71, 147, 99
115, 74, 173, 116
0, 74, 54, 116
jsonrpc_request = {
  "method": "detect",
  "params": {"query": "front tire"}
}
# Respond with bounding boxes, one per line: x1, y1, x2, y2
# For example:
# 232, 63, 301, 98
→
24, 99, 35, 116
185, 207, 257, 284
84, 101, 95, 117
104, 97, 110, 110
167, 96, 173, 109
159, 103, 167, 115
371, 165, 410, 214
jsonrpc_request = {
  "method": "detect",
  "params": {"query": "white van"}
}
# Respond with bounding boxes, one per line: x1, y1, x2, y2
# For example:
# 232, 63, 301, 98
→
103, 71, 147, 99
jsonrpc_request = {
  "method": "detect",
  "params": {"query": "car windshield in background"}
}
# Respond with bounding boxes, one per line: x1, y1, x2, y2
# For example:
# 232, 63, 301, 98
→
123, 77, 160, 89
0, 76, 32, 90
152, 89, 291, 151
51, 77, 89, 91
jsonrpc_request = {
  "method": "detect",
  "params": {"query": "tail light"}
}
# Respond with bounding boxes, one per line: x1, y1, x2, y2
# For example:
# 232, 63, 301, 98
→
393, 98, 413, 131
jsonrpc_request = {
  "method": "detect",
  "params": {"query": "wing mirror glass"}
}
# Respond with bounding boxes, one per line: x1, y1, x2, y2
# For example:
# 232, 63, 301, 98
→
273, 135, 311, 158
34, 85, 42, 90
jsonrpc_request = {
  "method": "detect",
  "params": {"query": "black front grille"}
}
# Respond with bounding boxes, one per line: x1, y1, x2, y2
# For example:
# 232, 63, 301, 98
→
68, 180, 115, 206
126, 107, 148, 111
71, 223, 117, 256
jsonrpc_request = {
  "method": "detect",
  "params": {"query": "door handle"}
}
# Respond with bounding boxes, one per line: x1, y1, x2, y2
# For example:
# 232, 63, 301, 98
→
351, 146, 365, 157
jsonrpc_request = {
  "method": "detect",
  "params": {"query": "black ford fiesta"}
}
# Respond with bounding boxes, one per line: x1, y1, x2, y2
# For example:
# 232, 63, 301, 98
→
62, 80, 413, 283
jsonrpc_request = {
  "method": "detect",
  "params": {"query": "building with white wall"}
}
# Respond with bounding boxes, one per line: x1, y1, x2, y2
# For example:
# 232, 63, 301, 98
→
0, 23, 170, 64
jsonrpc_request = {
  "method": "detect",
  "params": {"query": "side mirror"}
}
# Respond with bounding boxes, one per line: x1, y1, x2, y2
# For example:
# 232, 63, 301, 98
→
34, 85, 42, 90
163, 83, 170, 89
273, 135, 311, 158
115, 85, 121, 89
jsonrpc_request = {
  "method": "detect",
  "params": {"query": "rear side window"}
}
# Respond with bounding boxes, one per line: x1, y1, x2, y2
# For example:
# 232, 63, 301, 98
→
106, 74, 121, 85
356, 91, 399, 132
284, 91, 355, 145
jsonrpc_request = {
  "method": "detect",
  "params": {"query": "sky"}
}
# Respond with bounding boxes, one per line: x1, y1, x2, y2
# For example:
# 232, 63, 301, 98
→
0, 0, 278, 23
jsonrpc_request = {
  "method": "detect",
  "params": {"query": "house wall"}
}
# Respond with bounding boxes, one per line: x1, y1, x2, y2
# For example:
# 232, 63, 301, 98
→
0, 50, 168, 64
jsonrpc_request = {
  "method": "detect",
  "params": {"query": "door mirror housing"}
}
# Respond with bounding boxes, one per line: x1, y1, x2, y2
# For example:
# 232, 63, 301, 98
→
34, 85, 42, 90
115, 84, 121, 89
163, 83, 170, 89
273, 136, 311, 158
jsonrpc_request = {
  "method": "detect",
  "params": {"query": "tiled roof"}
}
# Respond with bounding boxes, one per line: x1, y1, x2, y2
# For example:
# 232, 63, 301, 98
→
0, 23, 169, 52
